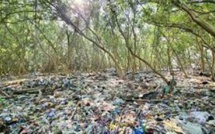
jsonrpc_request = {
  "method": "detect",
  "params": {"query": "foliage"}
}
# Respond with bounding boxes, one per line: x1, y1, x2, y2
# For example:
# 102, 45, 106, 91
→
0, 0, 215, 81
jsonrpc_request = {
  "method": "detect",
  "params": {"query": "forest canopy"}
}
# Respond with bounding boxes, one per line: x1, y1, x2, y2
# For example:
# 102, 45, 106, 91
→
0, 0, 215, 80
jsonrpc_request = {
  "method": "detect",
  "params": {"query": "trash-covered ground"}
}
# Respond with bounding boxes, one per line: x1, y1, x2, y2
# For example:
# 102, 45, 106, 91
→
0, 69, 215, 134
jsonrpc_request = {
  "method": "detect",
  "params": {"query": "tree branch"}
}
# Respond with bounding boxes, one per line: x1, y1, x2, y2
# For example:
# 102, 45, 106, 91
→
188, 0, 215, 4
173, 0, 215, 38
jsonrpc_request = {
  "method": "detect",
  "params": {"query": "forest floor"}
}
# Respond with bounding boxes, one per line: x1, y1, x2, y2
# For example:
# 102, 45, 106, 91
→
0, 69, 215, 134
